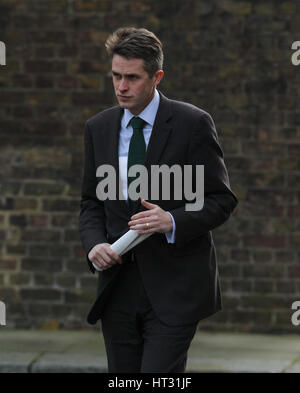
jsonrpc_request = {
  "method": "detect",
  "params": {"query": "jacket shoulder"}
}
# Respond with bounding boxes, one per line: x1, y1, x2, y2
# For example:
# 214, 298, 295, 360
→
169, 98, 211, 121
166, 97, 217, 140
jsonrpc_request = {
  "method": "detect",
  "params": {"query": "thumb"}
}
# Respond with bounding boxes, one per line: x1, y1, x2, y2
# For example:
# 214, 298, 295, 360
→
141, 199, 157, 209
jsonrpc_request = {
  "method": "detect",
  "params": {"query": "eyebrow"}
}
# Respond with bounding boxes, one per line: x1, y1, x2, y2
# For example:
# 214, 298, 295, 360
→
112, 70, 140, 77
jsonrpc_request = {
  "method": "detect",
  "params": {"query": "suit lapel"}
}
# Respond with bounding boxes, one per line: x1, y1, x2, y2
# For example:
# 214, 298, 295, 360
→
105, 106, 122, 170
144, 92, 173, 168
104, 106, 131, 219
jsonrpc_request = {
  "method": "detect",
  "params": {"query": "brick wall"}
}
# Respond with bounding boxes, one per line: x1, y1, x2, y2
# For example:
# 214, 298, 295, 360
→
0, 0, 299, 332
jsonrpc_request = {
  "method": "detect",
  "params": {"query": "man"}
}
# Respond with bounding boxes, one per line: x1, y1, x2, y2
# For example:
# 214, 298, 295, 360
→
79, 27, 238, 373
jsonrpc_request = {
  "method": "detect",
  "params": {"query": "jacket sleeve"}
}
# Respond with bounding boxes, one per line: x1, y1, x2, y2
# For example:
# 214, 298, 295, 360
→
79, 122, 108, 273
170, 112, 238, 245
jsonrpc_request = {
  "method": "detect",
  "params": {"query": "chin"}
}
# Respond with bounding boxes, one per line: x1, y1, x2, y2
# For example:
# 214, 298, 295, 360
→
120, 103, 136, 113
118, 101, 130, 109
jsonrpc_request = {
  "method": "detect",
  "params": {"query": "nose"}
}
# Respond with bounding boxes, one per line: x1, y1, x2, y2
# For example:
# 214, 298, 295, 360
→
118, 78, 128, 92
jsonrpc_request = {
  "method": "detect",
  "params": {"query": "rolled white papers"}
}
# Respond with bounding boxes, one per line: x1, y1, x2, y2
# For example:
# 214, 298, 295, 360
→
92, 230, 152, 271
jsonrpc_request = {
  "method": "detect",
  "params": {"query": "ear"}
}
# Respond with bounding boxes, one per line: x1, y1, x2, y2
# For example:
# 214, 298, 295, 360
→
154, 70, 164, 86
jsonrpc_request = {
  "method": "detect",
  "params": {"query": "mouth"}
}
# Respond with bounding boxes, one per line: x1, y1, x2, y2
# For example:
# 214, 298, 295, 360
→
118, 95, 131, 101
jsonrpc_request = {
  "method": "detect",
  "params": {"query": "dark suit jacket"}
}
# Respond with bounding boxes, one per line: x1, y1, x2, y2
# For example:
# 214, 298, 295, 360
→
79, 91, 238, 326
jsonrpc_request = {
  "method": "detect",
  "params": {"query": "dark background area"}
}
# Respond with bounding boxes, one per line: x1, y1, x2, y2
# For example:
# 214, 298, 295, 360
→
0, 0, 299, 333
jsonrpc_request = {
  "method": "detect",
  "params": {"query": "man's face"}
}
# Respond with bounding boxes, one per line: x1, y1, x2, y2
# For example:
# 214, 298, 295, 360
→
111, 54, 163, 115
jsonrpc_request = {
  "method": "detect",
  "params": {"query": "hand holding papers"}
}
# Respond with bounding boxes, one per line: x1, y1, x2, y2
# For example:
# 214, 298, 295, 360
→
92, 230, 152, 271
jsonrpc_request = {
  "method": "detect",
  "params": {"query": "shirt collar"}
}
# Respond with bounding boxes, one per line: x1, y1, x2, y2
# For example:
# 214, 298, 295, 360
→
124, 89, 160, 128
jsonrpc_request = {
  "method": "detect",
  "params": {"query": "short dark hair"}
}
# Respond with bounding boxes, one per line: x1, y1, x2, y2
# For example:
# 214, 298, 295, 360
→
105, 27, 163, 77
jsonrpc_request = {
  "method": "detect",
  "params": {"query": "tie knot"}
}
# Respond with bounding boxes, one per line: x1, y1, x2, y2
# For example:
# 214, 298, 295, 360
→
130, 116, 145, 130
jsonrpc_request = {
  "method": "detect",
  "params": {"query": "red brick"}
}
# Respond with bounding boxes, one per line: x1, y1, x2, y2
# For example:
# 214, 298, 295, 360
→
244, 236, 286, 248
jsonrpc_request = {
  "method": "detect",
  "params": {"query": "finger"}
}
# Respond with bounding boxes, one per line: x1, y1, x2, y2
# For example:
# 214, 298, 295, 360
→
129, 212, 158, 227
99, 253, 112, 268
129, 221, 150, 231
93, 256, 109, 269
97, 249, 110, 264
130, 210, 154, 221
91, 245, 116, 269
102, 249, 118, 266
137, 226, 156, 234
92, 259, 103, 270
97, 249, 117, 269
138, 221, 158, 233
130, 214, 160, 229
106, 249, 122, 264
129, 217, 151, 227
103, 246, 122, 265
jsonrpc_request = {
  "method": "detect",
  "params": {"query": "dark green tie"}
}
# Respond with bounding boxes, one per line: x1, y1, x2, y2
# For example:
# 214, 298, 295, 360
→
127, 116, 146, 203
